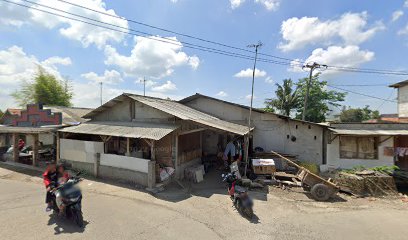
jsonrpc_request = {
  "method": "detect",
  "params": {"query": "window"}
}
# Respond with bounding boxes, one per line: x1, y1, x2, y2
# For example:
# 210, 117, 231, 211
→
339, 136, 378, 159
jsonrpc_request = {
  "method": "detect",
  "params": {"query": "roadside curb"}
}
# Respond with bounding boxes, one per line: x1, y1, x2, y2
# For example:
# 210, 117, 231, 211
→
0, 161, 44, 174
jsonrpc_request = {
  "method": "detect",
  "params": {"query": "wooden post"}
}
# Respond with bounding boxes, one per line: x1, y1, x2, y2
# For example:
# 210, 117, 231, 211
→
94, 153, 100, 177
56, 132, 60, 163
147, 160, 155, 189
126, 137, 130, 156
32, 134, 39, 166
151, 140, 156, 161
12, 133, 18, 162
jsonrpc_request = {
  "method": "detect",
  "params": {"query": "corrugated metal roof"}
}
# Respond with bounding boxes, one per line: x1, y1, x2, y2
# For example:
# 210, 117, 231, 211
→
330, 128, 408, 136
59, 121, 179, 140
44, 106, 93, 124
126, 94, 250, 135
0, 126, 57, 134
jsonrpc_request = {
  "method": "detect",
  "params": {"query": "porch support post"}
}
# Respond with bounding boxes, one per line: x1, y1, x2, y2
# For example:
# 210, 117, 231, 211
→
151, 140, 156, 161
126, 137, 130, 156
147, 140, 156, 189
32, 134, 39, 166
12, 133, 18, 162
56, 132, 60, 163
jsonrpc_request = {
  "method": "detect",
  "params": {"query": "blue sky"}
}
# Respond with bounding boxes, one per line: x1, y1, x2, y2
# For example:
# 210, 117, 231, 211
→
1, 0, 407, 115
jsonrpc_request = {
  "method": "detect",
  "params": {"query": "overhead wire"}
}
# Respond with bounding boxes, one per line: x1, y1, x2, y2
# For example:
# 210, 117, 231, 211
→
6, 0, 408, 76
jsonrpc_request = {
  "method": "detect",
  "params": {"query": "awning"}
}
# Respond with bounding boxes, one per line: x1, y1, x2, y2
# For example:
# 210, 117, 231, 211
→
330, 128, 408, 136
59, 121, 180, 140
0, 126, 57, 134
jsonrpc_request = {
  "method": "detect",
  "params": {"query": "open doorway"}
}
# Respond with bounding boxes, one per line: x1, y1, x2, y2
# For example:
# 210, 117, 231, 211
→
395, 136, 408, 170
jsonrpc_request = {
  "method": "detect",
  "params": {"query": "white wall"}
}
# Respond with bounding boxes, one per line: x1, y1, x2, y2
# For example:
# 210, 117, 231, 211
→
100, 153, 150, 173
60, 139, 104, 163
326, 136, 394, 169
184, 97, 325, 164
398, 85, 408, 117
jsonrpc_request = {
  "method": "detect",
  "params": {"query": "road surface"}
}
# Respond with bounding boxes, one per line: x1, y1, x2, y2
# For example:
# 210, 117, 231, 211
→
1, 164, 408, 240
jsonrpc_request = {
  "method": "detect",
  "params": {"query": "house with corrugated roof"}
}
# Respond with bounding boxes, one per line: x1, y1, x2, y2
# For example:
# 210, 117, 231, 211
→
58, 93, 251, 188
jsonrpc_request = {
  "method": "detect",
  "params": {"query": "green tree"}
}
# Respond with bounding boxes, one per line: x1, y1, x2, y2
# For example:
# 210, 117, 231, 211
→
0, 109, 3, 118
12, 67, 73, 107
296, 74, 346, 122
340, 105, 380, 122
264, 79, 299, 116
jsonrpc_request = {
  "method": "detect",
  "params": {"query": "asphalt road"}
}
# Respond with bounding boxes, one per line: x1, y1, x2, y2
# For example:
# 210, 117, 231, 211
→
1, 165, 408, 240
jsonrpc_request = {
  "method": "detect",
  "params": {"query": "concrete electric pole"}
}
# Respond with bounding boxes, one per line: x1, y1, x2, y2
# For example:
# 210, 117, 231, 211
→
301, 62, 327, 121
100, 82, 103, 106
244, 41, 263, 178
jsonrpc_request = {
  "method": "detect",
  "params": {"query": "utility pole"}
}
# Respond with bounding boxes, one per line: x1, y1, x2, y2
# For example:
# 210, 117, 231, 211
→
301, 62, 327, 121
100, 82, 103, 106
140, 77, 146, 96
244, 41, 262, 178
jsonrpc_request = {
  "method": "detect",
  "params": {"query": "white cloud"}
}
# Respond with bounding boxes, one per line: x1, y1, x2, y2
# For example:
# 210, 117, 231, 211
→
392, 10, 404, 22
0, 0, 32, 27
104, 36, 199, 79
234, 68, 267, 78
151, 81, 177, 92
398, 24, 408, 35
0, 45, 71, 109
279, 12, 385, 51
254, 0, 280, 11
170, 0, 178, 2
265, 76, 274, 84
405, 0, 408, 8
230, 0, 245, 9
81, 70, 123, 85
245, 94, 257, 100
290, 45, 375, 75
0, 0, 129, 48
216, 91, 228, 97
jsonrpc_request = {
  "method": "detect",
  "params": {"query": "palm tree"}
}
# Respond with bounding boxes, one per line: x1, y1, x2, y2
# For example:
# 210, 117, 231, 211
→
265, 79, 299, 116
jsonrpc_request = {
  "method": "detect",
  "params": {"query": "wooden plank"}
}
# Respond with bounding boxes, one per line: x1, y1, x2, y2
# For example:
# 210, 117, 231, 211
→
12, 133, 18, 162
270, 150, 338, 188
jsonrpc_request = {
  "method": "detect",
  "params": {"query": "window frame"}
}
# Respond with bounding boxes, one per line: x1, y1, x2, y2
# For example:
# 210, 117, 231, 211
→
339, 135, 379, 160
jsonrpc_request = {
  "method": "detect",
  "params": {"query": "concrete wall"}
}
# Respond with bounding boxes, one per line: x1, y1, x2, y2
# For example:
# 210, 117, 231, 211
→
93, 100, 132, 122
184, 97, 325, 164
330, 123, 408, 130
326, 136, 394, 169
134, 101, 173, 123
99, 165, 148, 186
60, 139, 103, 163
25, 133, 54, 147
398, 85, 408, 118
100, 153, 150, 173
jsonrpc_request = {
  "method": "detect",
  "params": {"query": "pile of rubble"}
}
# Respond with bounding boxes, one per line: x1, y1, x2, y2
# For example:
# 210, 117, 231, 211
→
335, 170, 398, 197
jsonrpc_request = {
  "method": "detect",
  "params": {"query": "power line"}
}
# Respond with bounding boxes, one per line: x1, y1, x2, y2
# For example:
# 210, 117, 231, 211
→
327, 85, 397, 103
7, 0, 304, 67
329, 84, 391, 87
53, 0, 408, 75
54, 0, 295, 62
4, 0, 408, 76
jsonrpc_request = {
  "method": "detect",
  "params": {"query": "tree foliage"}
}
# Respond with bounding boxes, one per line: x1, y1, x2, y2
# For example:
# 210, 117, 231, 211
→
0, 109, 3, 118
295, 75, 346, 122
264, 79, 299, 116
12, 67, 73, 107
340, 106, 380, 122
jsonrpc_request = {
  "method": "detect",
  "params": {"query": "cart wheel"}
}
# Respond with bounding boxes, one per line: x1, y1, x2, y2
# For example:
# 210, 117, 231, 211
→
310, 184, 331, 201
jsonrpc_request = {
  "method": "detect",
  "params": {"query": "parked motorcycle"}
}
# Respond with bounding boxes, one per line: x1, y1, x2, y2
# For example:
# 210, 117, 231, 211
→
50, 173, 84, 227
222, 172, 254, 218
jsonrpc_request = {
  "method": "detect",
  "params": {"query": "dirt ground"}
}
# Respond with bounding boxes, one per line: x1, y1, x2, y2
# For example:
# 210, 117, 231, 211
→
1, 163, 408, 240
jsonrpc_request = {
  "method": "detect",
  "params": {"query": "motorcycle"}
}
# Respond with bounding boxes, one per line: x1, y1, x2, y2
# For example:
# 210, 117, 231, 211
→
50, 173, 84, 227
222, 172, 254, 218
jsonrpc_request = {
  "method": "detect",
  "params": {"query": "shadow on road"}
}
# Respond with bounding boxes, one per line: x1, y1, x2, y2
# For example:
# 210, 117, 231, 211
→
47, 213, 89, 235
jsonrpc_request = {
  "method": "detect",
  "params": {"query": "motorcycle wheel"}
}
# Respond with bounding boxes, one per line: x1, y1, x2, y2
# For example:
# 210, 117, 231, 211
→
243, 207, 254, 219
73, 210, 84, 228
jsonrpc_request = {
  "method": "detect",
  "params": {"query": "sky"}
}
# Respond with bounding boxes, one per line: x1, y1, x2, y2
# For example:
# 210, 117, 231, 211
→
0, 0, 407, 116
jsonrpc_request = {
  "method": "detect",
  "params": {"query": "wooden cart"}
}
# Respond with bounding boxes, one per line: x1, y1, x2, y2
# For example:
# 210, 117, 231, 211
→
270, 151, 339, 201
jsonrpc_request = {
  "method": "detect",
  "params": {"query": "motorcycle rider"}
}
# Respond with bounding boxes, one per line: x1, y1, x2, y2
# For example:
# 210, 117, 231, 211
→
55, 164, 70, 215
43, 161, 58, 212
